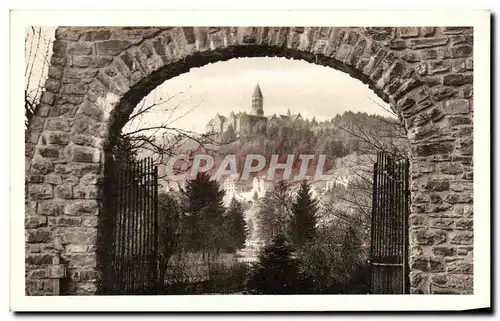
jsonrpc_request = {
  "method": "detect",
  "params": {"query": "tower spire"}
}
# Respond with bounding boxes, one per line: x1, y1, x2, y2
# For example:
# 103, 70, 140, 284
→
252, 83, 264, 116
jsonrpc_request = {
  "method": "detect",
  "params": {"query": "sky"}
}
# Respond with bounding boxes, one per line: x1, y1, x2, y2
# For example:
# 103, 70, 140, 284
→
125, 57, 394, 134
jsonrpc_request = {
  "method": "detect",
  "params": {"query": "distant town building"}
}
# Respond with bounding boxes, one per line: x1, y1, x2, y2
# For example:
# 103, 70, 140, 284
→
222, 173, 272, 206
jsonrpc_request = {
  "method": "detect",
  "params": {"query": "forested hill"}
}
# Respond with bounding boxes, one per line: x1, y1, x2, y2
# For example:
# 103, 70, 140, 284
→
214, 111, 408, 171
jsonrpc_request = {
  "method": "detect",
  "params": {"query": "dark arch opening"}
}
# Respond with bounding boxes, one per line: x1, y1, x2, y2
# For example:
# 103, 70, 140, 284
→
98, 45, 409, 294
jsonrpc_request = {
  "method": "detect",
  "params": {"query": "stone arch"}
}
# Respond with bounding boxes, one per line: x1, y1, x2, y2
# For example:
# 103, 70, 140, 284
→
25, 27, 473, 295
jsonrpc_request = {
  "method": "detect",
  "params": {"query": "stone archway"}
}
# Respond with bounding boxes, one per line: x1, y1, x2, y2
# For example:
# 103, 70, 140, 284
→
25, 27, 473, 295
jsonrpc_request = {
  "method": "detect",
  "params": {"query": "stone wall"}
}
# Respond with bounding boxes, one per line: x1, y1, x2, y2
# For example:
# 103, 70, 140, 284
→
25, 26, 473, 295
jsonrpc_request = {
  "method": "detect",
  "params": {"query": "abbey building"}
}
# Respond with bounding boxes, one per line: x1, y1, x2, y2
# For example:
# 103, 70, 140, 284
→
205, 84, 303, 137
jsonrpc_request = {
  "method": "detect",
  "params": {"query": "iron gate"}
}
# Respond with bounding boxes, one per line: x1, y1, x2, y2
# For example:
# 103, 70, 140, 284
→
370, 151, 410, 294
104, 157, 159, 294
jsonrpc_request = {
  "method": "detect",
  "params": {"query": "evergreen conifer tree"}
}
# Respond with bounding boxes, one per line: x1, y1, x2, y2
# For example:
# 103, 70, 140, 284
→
181, 172, 226, 259
224, 197, 248, 252
256, 181, 293, 243
246, 234, 312, 294
289, 181, 319, 246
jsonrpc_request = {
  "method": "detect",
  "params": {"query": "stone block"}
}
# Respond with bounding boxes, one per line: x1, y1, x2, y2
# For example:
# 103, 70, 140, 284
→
444, 99, 470, 115
26, 228, 52, 243
38, 146, 61, 159
448, 116, 472, 126
432, 246, 457, 257
429, 193, 442, 204
421, 27, 435, 37
443, 74, 473, 86
44, 173, 63, 185
62, 253, 97, 268
29, 174, 45, 183
401, 51, 420, 63
81, 216, 99, 227
430, 217, 454, 230
410, 256, 429, 272
38, 200, 66, 216
63, 200, 99, 216
28, 184, 53, 200
450, 231, 473, 245
414, 142, 454, 157
26, 253, 57, 266
25, 215, 48, 228
44, 132, 70, 146
28, 268, 50, 279
451, 45, 472, 58
450, 181, 473, 192
73, 185, 99, 199
65, 244, 89, 253
446, 261, 473, 274
399, 27, 419, 38
48, 216, 82, 227
427, 61, 450, 75
408, 37, 448, 49
409, 214, 428, 227
443, 27, 472, 35
413, 229, 447, 245
55, 28, 81, 41
66, 163, 101, 177
45, 118, 70, 132
67, 42, 94, 55
59, 83, 88, 95
455, 219, 473, 230
83, 29, 112, 41
40, 91, 55, 105
429, 256, 445, 272
424, 180, 450, 192
96, 40, 130, 56
445, 193, 473, 204
48, 104, 78, 118
67, 145, 100, 163
54, 184, 73, 199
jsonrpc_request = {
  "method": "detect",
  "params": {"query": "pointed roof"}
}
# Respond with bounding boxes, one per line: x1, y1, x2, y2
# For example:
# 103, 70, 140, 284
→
253, 83, 263, 97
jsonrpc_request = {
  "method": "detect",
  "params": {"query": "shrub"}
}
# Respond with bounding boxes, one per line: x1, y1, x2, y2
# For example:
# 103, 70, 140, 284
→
246, 234, 313, 294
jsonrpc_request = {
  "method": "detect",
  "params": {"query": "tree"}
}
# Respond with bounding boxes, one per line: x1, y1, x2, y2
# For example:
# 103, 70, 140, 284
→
223, 198, 248, 252
256, 181, 293, 244
296, 222, 369, 294
157, 192, 182, 291
181, 172, 226, 262
289, 181, 319, 246
25, 27, 54, 129
246, 234, 312, 294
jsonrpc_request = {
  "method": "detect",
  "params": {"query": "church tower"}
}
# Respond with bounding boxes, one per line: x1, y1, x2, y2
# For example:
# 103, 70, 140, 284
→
252, 83, 264, 116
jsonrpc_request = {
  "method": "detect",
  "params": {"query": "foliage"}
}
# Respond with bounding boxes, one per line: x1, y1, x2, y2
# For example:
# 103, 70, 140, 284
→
289, 181, 319, 246
180, 172, 227, 260
246, 234, 313, 294
218, 110, 408, 171
163, 260, 250, 294
297, 222, 370, 294
157, 192, 183, 290
208, 262, 251, 293
25, 27, 54, 129
255, 181, 294, 244
111, 135, 139, 163
223, 198, 249, 252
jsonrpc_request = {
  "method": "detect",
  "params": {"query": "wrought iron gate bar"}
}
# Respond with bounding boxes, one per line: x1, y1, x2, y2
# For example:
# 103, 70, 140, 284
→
370, 152, 410, 294
104, 157, 159, 295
